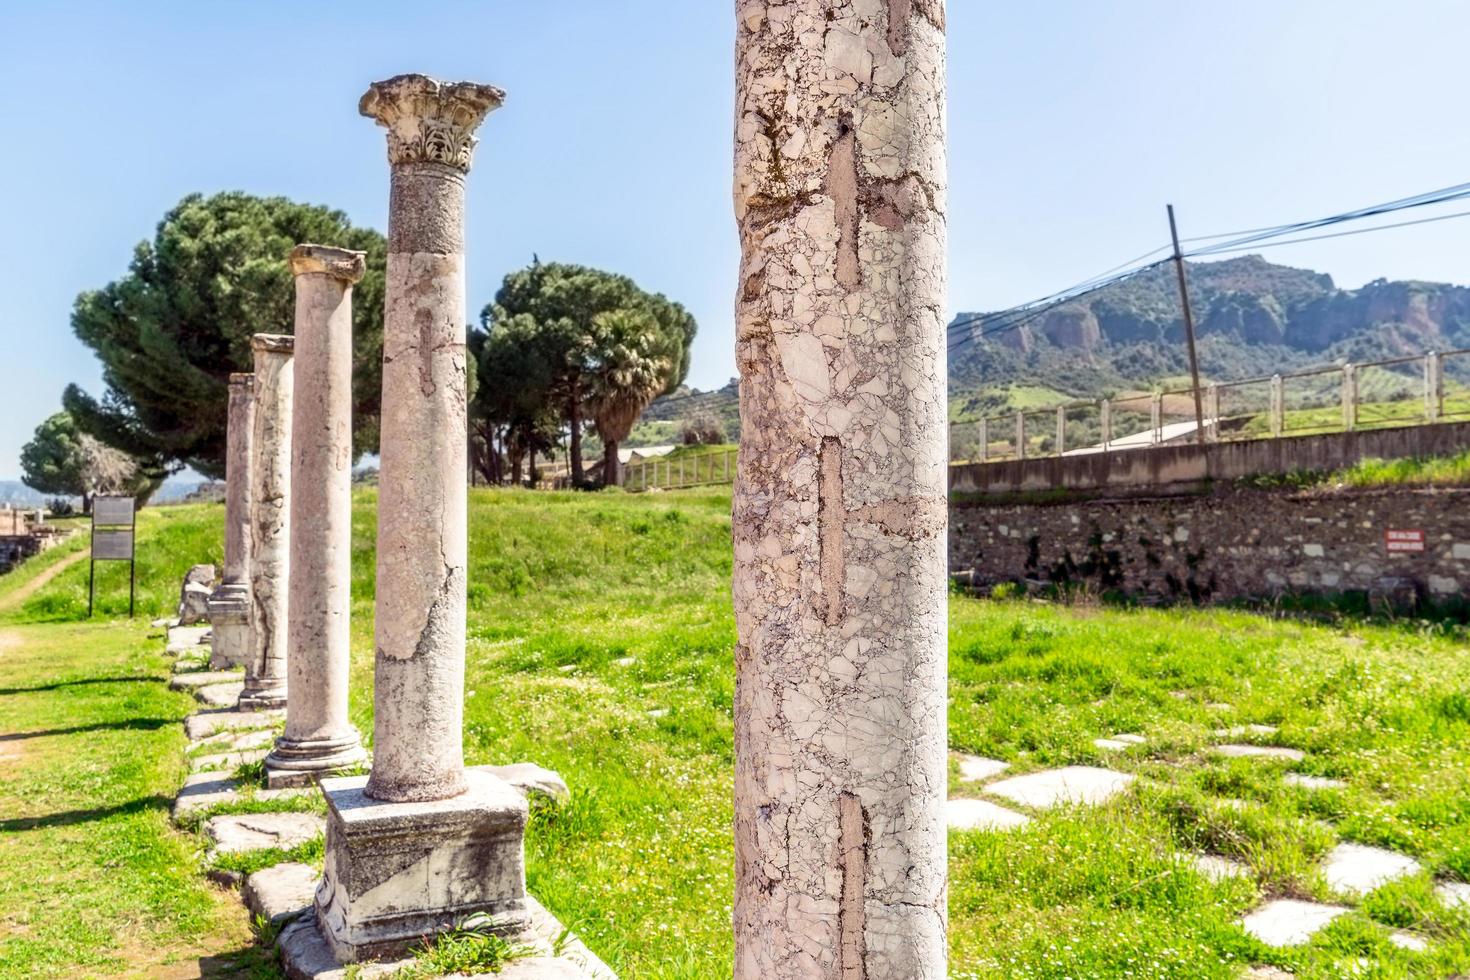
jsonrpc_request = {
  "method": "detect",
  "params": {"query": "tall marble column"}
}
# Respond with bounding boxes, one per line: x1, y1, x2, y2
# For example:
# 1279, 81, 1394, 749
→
238, 334, 293, 711
264, 246, 369, 788
316, 74, 526, 963
207, 373, 254, 670
732, 2, 949, 977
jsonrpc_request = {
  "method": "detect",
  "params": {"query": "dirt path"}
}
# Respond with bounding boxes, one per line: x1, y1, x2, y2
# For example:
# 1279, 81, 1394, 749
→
0, 548, 87, 615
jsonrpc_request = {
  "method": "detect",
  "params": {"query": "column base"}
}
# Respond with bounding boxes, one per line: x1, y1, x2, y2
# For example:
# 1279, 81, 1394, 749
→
238, 684, 288, 711
314, 768, 530, 963
263, 731, 368, 789
206, 587, 251, 670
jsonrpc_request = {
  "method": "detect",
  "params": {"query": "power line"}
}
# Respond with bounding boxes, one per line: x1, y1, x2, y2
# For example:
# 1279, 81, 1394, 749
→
1183, 206, 1470, 257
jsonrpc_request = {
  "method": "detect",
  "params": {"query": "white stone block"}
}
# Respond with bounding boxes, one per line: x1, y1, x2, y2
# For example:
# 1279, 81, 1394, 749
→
985, 766, 1135, 809
1323, 843, 1420, 896
946, 798, 1030, 832
1240, 899, 1348, 947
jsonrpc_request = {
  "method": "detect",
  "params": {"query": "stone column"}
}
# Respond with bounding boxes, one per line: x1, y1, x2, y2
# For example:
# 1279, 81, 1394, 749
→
264, 247, 368, 787
732, 3, 948, 979
207, 373, 254, 670
238, 334, 293, 711
316, 74, 524, 964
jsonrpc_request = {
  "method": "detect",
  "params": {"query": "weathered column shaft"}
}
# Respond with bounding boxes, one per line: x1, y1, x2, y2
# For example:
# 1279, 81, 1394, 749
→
266, 247, 368, 785
208, 373, 255, 670
363, 75, 501, 804
732, 3, 949, 978
240, 334, 293, 710
222, 375, 256, 586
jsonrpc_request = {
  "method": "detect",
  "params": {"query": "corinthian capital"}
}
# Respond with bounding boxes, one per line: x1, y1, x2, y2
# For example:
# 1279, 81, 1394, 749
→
359, 73, 505, 173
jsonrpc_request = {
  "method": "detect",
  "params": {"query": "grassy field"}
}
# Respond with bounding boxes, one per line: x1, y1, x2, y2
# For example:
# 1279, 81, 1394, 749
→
0, 618, 269, 978
1, 489, 1468, 977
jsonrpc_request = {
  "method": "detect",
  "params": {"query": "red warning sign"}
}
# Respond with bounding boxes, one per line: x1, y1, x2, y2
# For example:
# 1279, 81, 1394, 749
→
1385, 529, 1425, 553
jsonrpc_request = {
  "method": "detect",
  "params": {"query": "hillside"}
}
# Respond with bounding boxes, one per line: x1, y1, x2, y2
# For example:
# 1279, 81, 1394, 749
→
949, 255, 1470, 419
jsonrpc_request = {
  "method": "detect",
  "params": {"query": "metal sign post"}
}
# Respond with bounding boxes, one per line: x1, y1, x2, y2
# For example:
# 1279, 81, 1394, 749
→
89, 495, 137, 618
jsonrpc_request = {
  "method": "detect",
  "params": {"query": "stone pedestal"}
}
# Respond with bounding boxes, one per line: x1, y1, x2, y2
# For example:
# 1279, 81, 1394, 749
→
265, 245, 369, 788
314, 72, 506, 962
240, 335, 293, 711
314, 769, 529, 963
209, 372, 255, 670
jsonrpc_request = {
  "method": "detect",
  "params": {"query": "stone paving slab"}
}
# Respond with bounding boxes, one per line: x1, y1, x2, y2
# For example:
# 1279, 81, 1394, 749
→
1437, 880, 1470, 909
1191, 853, 1250, 882
1283, 774, 1346, 790
206, 812, 325, 855
1240, 899, 1348, 947
985, 766, 1135, 809
276, 894, 614, 979
185, 708, 284, 740
196, 682, 244, 707
1212, 744, 1305, 762
189, 727, 278, 755
471, 763, 571, 805
955, 755, 1009, 783
172, 771, 314, 823
189, 748, 269, 774
169, 670, 244, 690
1093, 734, 1144, 751
244, 862, 317, 926
1323, 843, 1421, 896
946, 798, 1032, 832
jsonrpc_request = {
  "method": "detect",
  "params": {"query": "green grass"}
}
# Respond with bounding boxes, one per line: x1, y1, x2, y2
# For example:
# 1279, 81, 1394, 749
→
6, 488, 1470, 977
1241, 450, 1470, 493
0, 620, 270, 978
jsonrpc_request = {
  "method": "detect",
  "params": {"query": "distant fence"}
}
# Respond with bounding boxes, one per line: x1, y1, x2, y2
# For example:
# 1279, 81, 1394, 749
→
950, 348, 1470, 464
624, 447, 738, 492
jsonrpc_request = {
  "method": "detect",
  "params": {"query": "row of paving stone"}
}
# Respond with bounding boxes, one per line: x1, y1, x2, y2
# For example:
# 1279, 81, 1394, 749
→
945, 723, 1470, 970
161, 621, 613, 979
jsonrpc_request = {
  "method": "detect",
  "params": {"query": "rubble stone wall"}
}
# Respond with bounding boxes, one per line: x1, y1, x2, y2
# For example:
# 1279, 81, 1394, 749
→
950, 486, 1470, 609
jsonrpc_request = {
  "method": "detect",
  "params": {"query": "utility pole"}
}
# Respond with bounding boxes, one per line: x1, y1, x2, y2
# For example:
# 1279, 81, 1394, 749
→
1168, 204, 1207, 447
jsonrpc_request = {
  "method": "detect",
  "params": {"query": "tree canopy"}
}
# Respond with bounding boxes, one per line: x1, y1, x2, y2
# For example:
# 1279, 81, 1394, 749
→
66, 192, 387, 478
478, 260, 696, 486
20, 411, 162, 507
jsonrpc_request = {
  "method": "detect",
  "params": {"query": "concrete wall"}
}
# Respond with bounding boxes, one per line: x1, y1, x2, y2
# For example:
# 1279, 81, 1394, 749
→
950, 486, 1470, 609
949, 421, 1470, 495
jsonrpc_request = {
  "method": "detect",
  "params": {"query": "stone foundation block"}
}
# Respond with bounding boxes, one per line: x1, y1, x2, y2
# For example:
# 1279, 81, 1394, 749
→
245, 862, 319, 926
314, 768, 530, 962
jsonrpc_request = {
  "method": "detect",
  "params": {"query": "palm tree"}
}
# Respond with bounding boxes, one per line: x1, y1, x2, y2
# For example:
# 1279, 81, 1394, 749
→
586, 309, 674, 486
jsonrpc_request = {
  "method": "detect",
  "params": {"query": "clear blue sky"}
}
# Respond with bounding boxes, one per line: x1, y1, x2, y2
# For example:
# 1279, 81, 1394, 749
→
2, 1, 1468, 478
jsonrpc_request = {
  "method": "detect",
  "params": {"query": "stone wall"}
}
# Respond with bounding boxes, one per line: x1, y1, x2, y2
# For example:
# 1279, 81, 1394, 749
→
950, 421, 1470, 496
950, 485, 1470, 610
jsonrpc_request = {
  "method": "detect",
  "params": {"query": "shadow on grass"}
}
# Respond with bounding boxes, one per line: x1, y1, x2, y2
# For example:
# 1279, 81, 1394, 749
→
0, 793, 171, 832
0, 717, 176, 742
0, 675, 157, 696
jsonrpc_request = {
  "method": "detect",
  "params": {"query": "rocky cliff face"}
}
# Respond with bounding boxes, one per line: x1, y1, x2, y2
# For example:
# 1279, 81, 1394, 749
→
950, 256, 1470, 400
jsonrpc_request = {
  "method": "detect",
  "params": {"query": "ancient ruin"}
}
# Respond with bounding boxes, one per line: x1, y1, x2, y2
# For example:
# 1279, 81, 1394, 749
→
262, 246, 369, 788
208, 373, 255, 669
731, 2, 950, 977
238, 334, 293, 711
314, 73, 527, 962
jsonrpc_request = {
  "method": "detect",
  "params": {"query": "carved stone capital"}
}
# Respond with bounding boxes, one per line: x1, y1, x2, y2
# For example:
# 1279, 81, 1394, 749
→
290, 244, 367, 283
359, 74, 505, 174
229, 372, 255, 388
251, 333, 295, 356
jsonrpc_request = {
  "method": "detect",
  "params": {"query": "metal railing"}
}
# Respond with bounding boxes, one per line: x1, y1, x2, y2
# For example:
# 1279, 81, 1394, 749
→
948, 347, 1470, 464
623, 447, 738, 492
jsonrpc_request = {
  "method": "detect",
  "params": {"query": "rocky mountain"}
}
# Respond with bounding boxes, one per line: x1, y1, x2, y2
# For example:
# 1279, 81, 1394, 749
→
948, 255, 1470, 416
